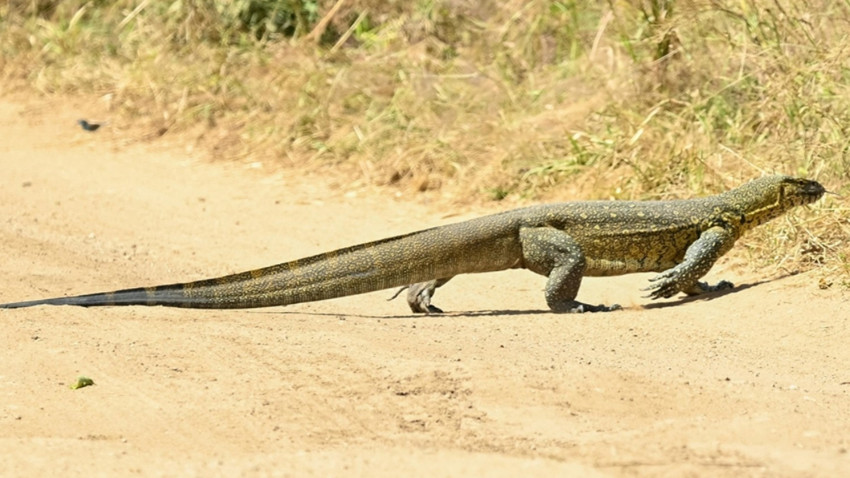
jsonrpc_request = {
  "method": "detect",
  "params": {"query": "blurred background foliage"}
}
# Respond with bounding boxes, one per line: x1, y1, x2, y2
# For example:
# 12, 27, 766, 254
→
0, 0, 847, 279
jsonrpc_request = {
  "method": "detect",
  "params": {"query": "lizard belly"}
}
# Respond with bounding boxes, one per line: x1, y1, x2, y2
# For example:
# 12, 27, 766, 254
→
584, 256, 676, 276
579, 229, 698, 277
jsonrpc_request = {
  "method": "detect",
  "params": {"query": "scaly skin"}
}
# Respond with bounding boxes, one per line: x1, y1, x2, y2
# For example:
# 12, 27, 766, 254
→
0, 175, 825, 313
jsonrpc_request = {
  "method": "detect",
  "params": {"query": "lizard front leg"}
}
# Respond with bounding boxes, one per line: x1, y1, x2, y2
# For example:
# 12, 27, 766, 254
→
646, 226, 737, 300
520, 227, 621, 313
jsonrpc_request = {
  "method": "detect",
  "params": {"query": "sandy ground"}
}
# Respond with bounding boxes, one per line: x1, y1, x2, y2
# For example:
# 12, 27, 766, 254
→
0, 98, 848, 477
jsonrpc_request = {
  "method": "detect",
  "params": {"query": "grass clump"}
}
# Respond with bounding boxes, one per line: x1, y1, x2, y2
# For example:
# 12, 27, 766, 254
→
0, 0, 847, 280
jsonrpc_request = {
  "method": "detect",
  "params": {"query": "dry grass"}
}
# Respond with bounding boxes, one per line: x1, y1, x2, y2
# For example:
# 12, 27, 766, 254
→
0, 0, 847, 282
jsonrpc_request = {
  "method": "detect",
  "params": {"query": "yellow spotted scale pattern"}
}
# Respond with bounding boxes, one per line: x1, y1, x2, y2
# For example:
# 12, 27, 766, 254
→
0, 176, 825, 313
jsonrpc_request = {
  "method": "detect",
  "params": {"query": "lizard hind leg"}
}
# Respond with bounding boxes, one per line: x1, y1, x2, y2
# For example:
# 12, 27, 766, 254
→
403, 277, 452, 314
519, 227, 621, 313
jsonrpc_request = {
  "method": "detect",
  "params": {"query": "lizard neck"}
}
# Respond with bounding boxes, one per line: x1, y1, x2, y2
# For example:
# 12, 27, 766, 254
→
717, 177, 791, 234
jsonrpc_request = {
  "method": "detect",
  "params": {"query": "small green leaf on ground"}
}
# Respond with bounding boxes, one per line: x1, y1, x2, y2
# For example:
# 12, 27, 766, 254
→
70, 376, 95, 390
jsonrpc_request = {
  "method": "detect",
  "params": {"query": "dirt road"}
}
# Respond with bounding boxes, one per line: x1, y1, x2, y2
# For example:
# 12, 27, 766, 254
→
1, 98, 848, 477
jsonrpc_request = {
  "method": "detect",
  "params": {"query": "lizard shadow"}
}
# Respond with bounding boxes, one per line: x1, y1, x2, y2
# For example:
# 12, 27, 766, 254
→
384, 309, 551, 319
249, 308, 550, 320
246, 274, 792, 318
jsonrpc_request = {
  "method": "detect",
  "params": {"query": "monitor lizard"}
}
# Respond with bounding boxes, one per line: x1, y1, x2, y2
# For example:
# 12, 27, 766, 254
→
0, 175, 825, 313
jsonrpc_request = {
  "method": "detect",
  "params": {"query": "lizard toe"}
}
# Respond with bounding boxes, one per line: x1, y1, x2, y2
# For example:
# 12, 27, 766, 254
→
426, 304, 444, 314
709, 280, 734, 292
645, 284, 676, 300
582, 302, 621, 312
408, 293, 443, 314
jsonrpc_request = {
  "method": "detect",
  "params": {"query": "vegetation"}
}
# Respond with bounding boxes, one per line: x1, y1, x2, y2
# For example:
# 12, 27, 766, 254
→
0, 0, 847, 281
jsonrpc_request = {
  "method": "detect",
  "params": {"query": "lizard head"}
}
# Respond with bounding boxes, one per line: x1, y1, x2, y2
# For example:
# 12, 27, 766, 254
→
734, 175, 825, 228
773, 176, 826, 208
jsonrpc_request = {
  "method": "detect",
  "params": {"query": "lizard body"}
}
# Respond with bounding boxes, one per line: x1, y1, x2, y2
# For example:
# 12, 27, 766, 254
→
0, 175, 824, 313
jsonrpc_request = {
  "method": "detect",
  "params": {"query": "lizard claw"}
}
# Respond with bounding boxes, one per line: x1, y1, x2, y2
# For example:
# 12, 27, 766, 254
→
644, 264, 689, 299
643, 278, 681, 300
645, 277, 736, 300
647, 269, 676, 283
424, 304, 444, 314
685, 280, 734, 295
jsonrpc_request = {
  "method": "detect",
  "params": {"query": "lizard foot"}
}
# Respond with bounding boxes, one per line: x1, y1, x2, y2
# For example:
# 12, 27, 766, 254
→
389, 283, 444, 314
644, 274, 735, 300
408, 291, 443, 314
549, 301, 622, 313
685, 280, 734, 296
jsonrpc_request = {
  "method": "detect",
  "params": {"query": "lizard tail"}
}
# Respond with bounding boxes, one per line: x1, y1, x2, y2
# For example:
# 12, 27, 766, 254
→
0, 219, 516, 309
0, 230, 433, 309
0, 286, 190, 309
